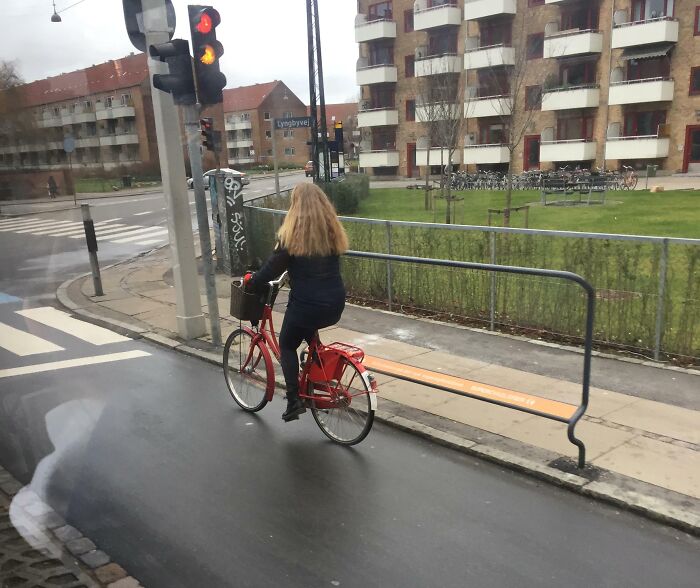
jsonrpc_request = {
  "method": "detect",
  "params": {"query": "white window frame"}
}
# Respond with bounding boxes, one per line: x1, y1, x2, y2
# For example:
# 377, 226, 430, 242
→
264, 111, 271, 120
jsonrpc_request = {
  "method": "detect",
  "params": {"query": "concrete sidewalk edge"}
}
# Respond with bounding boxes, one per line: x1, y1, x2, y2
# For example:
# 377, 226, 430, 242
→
0, 465, 143, 587
54, 275, 700, 538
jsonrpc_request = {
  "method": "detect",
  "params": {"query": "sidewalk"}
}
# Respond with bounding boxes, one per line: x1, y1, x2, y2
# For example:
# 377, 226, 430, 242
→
56, 243, 700, 536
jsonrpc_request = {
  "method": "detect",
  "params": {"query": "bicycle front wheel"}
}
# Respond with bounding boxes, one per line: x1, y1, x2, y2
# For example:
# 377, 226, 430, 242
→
310, 357, 375, 446
223, 328, 271, 412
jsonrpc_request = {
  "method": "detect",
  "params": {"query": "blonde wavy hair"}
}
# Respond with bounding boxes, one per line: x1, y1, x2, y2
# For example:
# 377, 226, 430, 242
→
277, 183, 349, 257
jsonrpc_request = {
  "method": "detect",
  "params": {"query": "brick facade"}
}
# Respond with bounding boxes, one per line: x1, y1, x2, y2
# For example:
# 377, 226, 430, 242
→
356, 0, 700, 176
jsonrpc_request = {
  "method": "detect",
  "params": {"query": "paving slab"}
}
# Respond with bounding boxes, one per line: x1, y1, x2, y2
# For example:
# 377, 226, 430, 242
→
379, 379, 456, 412
430, 395, 539, 434
327, 327, 431, 362
130, 307, 180, 333
594, 436, 700, 499
400, 350, 490, 377
99, 297, 165, 316
603, 398, 700, 445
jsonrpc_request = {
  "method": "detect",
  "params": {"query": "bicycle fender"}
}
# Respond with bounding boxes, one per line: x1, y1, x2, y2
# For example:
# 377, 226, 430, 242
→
356, 362, 378, 411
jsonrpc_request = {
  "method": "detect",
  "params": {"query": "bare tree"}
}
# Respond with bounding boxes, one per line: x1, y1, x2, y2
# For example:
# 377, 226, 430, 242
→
0, 61, 40, 149
417, 62, 468, 223
470, 16, 541, 226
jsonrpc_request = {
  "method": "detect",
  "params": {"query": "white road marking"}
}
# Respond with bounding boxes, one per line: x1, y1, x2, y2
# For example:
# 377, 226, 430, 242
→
0, 322, 64, 356
0, 350, 151, 379
0, 216, 46, 226
0, 219, 60, 232
67, 224, 148, 239
16, 307, 130, 345
133, 211, 152, 216
12, 220, 78, 234
135, 238, 167, 246
112, 228, 168, 244
26, 222, 85, 235
93, 226, 166, 241
39, 223, 127, 237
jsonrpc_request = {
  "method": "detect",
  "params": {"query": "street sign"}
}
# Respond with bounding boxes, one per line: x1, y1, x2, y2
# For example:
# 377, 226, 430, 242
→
274, 117, 312, 130
63, 136, 75, 154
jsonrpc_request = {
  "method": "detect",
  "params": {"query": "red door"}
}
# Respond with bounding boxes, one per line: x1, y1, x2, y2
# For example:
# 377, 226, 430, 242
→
406, 142, 417, 178
524, 135, 541, 171
683, 125, 700, 173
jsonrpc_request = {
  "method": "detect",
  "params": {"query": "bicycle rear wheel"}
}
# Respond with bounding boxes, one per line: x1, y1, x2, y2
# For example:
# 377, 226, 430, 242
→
309, 357, 375, 446
223, 328, 271, 412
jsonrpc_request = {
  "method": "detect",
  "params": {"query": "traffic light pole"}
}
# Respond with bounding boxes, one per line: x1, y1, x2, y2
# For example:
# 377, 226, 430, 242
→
184, 104, 221, 346
142, 0, 205, 339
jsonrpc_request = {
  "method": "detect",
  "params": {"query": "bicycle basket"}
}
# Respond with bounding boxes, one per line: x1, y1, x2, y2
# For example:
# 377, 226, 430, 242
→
230, 281, 265, 322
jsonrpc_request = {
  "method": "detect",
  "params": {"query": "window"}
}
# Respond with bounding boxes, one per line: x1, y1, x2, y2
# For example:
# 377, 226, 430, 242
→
84, 100, 92, 110
627, 57, 669, 81
283, 111, 293, 118
528, 0, 544, 5
265, 130, 272, 139
557, 114, 594, 141
369, 42, 393, 66
53, 107, 60, 117
428, 30, 457, 55
405, 100, 415, 122
404, 9, 414, 32
371, 86, 395, 109
526, 33, 544, 60
624, 110, 666, 136
283, 130, 294, 138
560, 60, 597, 86
105, 96, 114, 108
632, 0, 674, 21
690, 67, 700, 95
284, 147, 296, 156
242, 112, 250, 120
405, 55, 415, 78
120, 94, 131, 106
561, 2, 599, 30
69, 103, 76, 113
264, 111, 271, 120
695, 6, 700, 35
526, 86, 542, 110
479, 123, 508, 145
368, 1, 392, 22
480, 22, 512, 47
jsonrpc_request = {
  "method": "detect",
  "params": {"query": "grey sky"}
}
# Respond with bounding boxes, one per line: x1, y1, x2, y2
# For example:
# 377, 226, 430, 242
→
2, 0, 358, 104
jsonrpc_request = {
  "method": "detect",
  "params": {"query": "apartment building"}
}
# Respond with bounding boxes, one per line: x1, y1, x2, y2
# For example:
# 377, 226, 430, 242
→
311, 102, 361, 157
355, 0, 700, 176
0, 53, 158, 174
223, 81, 309, 169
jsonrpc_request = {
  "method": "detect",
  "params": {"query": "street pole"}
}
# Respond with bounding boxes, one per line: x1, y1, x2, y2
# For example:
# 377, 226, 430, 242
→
142, 0, 205, 339
184, 104, 221, 346
271, 118, 280, 197
69, 152, 76, 206
81, 204, 103, 296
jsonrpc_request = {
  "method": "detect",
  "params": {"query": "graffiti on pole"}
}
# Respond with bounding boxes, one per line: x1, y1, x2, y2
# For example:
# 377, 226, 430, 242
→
223, 177, 249, 275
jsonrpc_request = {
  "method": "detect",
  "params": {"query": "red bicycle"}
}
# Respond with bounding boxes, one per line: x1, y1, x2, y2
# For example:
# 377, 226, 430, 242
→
223, 272, 378, 445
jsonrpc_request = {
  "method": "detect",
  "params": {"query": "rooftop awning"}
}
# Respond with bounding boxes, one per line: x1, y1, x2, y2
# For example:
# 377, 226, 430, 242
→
621, 44, 674, 61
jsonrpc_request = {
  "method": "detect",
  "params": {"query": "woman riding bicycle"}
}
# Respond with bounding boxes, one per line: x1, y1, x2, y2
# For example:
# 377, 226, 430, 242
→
244, 183, 349, 422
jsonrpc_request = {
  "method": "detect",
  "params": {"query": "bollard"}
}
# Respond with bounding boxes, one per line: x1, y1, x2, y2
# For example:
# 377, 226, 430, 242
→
81, 204, 103, 296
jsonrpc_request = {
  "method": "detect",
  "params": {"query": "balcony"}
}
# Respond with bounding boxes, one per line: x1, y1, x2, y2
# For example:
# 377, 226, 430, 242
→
605, 136, 670, 160
416, 147, 461, 166
227, 139, 254, 148
357, 108, 399, 128
612, 17, 679, 49
96, 105, 136, 120
38, 116, 62, 129
225, 120, 252, 131
464, 0, 516, 20
463, 144, 509, 164
466, 96, 512, 118
415, 102, 460, 122
609, 78, 674, 105
74, 137, 100, 148
62, 110, 96, 126
356, 64, 398, 85
99, 133, 139, 146
355, 17, 397, 43
414, 2, 462, 31
541, 85, 600, 111
359, 150, 399, 168
464, 44, 515, 70
415, 54, 462, 77
540, 140, 597, 162
229, 156, 255, 165
544, 30, 603, 58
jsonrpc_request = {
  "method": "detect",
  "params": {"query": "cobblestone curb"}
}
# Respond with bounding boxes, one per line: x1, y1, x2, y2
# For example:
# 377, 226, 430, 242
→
55, 275, 700, 539
0, 465, 142, 587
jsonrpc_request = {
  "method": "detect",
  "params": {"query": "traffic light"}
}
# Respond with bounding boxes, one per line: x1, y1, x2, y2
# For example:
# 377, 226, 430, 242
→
200, 117, 221, 153
149, 39, 196, 106
188, 5, 226, 105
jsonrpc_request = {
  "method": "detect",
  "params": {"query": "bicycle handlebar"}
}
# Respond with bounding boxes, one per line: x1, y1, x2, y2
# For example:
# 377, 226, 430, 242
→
268, 271, 288, 288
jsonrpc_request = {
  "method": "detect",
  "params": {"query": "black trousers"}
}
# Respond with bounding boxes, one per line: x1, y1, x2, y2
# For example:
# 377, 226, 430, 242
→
279, 314, 318, 398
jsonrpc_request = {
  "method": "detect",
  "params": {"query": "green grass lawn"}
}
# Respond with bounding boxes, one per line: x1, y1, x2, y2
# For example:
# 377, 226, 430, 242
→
352, 188, 700, 239
75, 177, 162, 193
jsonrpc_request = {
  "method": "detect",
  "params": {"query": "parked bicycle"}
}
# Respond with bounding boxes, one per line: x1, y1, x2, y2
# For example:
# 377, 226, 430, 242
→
620, 165, 639, 190
223, 272, 378, 445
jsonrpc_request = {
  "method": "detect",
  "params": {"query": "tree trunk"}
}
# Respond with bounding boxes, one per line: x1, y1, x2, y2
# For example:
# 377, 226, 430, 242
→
504, 149, 514, 227
445, 153, 453, 224
424, 144, 431, 210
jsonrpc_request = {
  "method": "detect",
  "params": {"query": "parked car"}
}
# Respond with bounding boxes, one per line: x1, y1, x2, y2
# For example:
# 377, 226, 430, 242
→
304, 161, 314, 177
187, 168, 250, 189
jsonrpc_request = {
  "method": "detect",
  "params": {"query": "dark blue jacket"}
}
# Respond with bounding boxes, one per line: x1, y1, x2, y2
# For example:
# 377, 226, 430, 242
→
250, 247, 345, 327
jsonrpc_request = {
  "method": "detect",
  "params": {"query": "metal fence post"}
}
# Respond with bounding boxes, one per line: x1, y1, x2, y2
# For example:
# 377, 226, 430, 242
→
489, 231, 496, 331
654, 238, 669, 361
386, 220, 393, 312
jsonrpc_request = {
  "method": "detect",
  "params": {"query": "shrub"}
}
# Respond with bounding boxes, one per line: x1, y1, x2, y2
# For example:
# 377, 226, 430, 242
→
317, 174, 369, 215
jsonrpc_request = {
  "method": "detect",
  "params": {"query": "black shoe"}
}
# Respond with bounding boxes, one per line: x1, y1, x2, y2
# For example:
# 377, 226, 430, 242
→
282, 398, 306, 422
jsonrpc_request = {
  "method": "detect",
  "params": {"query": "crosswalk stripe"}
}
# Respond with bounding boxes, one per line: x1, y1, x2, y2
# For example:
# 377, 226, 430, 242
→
0, 322, 65, 356
112, 228, 168, 244
135, 238, 167, 246
88, 226, 165, 241
28, 222, 85, 235
14, 221, 76, 234
38, 222, 126, 237
68, 225, 144, 239
133, 211, 152, 216
0, 350, 151, 379
16, 307, 130, 345
0, 219, 57, 231
0, 216, 44, 227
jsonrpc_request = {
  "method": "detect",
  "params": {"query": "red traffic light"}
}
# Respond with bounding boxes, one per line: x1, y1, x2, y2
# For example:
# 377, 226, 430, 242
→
195, 13, 213, 34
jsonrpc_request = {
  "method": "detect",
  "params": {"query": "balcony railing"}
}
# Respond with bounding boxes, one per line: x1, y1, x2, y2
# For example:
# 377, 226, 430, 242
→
415, 53, 462, 77
605, 135, 670, 159
463, 143, 509, 164
464, 43, 515, 69
356, 63, 398, 85
541, 84, 600, 111
540, 139, 597, 162
464, 0, 516, 20
544, 29, 603, 58
355, 17, 397, 43
608, 77, 674, 105
611, 16, 679, 48
414, 1, 462, 31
